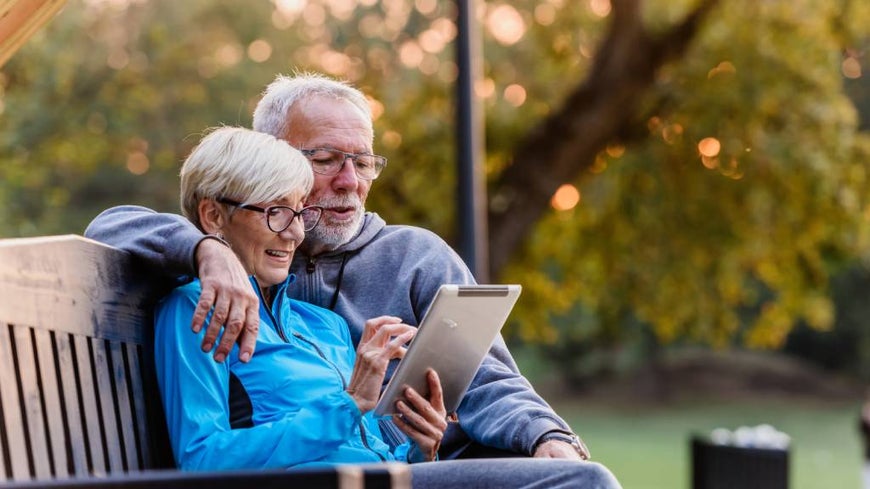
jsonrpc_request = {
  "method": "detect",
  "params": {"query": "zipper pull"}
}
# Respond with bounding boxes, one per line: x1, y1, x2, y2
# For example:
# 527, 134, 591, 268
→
306, 257, 316, 273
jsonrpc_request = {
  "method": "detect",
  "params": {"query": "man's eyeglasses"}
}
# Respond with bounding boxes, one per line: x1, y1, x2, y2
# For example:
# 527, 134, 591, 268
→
217, 197, 323, 233
300, 148, 387, 181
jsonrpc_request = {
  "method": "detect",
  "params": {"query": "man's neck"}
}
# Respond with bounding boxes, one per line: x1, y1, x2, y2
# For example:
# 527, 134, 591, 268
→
300, 240, 338, 257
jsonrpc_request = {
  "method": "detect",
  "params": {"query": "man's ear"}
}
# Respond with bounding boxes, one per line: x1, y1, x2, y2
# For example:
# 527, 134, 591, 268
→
198, 199, 225, 235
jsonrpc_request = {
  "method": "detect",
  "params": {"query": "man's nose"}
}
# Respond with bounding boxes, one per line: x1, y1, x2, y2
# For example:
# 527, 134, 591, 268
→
331, 156, 359, 190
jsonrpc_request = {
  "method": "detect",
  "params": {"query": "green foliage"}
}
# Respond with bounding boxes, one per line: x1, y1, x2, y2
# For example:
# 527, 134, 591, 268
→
2, 0, 869, 356
502, 0, 870, 350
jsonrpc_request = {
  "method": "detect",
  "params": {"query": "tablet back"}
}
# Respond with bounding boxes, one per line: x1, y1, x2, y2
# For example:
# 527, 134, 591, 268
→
374, 284, 521, 416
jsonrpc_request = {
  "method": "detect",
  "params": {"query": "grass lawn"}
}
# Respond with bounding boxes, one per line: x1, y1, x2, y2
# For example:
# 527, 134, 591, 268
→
550, 397, 863, 489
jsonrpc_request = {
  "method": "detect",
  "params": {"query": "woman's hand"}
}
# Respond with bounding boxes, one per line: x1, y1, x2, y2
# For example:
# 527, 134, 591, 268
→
345, 316, 415, 413
393, 369, 448, 462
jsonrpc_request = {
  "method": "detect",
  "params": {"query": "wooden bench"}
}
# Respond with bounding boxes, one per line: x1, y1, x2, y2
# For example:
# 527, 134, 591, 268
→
0, 235, 410, 488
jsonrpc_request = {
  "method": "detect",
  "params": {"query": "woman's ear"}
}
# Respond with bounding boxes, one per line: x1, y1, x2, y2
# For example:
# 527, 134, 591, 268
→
198, 199, 225, 235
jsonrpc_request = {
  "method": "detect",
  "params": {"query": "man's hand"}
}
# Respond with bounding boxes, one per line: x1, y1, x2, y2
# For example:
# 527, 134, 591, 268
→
193, 238, 260, 363
533, 436, 590, 460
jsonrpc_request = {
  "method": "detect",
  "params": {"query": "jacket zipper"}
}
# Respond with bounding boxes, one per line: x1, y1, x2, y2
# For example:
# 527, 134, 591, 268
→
292, 332, 386, 462
255, 284, 288, 342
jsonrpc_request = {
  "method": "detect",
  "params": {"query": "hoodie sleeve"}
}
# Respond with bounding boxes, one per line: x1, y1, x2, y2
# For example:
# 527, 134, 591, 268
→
84, 205, 204, 277
154, 287, 363, 470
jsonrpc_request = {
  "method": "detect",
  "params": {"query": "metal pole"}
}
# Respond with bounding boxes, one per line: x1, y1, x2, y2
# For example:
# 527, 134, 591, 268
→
455, 0, 489, 282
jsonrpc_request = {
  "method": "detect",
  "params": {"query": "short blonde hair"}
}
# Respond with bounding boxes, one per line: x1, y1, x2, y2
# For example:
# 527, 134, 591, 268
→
253, 72, 373, 143
179, 126, 313, 230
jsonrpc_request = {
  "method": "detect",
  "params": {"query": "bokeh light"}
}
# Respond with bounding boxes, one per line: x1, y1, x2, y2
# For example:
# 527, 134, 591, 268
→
534, 4, 556, 26
381, 130, 402, 149
551, 184, 581, 211
247, 40, 272, 63
399, 41, 423, 68
320, 50, 352, 76
274, 0, 305, 16
503, 84, 527, 107
708, 61, 736, 79
431, 18, 457, 42
486, 4, 525, 46
302, 2, 326, 26
419, 29, 447, 54
326, 0, 356, 21
589, 0, 611, 18
842, 56, 862, 79
359, 14, 384, 39
698, 137, 721, 157
126, 152, 149, 175
605, 145, 625, 158
474, 78, 496, 98
414, 0, 437, 16
367, 96, 384, 121
215, 43, 243, 68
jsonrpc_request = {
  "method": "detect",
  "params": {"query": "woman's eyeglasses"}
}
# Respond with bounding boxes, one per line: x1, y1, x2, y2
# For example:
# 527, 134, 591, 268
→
217, 197, 322, 233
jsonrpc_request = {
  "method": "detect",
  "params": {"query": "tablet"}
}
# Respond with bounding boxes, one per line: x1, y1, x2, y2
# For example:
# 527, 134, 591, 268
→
373, 284, 522, 417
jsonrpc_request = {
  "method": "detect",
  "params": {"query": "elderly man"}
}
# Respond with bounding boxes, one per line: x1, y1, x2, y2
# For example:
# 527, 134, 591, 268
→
86, 73, 590, 461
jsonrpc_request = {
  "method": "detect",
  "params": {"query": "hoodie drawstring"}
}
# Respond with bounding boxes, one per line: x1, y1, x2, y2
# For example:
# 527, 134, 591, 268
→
328, 252, 350, 311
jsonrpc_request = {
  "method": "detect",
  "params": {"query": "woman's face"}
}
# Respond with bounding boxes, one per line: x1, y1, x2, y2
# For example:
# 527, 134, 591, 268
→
222, 191, 307, 288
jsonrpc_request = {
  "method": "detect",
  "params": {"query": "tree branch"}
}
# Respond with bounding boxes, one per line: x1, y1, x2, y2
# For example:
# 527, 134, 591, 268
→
487, 0, 720, 275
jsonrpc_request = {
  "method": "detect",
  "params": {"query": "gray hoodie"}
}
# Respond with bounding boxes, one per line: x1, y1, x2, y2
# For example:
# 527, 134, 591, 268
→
85, 206, 573, 458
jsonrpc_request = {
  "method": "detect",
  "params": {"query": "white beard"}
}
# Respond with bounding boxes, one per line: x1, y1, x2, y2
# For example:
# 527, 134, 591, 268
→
306, 194, 364, 250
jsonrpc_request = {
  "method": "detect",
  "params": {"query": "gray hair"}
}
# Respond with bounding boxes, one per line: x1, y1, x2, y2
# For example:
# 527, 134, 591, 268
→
180, 126, 313, 231
252, 72, 372, 141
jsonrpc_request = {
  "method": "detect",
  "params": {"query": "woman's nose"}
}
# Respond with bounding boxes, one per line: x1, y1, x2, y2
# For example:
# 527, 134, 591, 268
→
279, 217, 305, 242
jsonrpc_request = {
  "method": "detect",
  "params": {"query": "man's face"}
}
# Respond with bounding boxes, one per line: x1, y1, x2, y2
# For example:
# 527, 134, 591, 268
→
285, 95, 374, 253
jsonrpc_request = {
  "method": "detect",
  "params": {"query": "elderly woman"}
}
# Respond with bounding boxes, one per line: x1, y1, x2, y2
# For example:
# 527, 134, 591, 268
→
154, 126, 620, 488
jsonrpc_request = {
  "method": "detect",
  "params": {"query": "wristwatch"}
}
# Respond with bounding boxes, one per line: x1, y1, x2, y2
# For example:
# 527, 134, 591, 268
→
535, 431, 590, 460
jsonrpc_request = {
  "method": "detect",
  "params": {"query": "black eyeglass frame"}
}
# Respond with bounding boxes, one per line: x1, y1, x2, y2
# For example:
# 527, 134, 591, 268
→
216, 197, 323, 233
299, 147, 388, 181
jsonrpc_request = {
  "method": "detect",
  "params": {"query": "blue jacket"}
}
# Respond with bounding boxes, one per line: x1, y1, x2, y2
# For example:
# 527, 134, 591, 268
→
154, 276, 410, 470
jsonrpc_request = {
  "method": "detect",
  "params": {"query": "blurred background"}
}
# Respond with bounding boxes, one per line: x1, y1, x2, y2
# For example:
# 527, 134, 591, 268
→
2, 0, 870, 487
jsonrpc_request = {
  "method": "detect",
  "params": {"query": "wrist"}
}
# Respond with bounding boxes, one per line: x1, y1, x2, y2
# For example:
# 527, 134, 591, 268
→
194, 235, 230, 272
198, 234, 230, 253
407, 442, 439, 463
534, 431, 590, 459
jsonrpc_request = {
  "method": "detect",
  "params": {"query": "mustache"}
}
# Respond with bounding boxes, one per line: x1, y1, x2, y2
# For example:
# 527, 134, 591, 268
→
308, 194, 362, 209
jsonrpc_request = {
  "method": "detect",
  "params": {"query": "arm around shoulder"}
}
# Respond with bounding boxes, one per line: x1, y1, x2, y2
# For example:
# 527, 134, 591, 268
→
85, 205, 204, 276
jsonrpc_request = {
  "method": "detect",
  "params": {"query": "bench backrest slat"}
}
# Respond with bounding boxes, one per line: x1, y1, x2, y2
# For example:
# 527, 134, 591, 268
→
32, 329, 68, 479
72, 335, 106, 476
93, 340, 123, 473
0, 323, 30, 479
53, 333, 89, 477
14, 325, 54, 478
124, 343, 152, 471
112, 342, 140, 472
